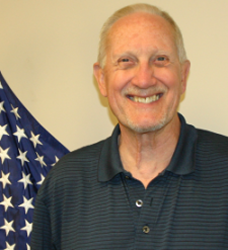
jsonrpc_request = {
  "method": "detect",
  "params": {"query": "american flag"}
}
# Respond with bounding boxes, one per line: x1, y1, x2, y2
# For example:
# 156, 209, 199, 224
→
0, 72, 69, 250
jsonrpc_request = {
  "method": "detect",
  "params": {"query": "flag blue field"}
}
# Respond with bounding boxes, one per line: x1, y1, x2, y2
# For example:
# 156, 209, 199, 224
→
0, 72, 70, 250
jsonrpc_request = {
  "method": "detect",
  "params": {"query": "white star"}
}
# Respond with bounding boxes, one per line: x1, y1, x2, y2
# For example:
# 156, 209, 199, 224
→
0, 124, 9, 141
18, 172, 32, 189
35, 152, 47, 167
0, 218, 15, 236
0, 146, 11, 164
0, 171, 11, 189
13, 125, 27, 143
0, 81, 3, 89
0, 101, 6, 114
51, 156, 60, 166
30, 131, 43, 148
21, 219, 32, 237
37, 174, 45, 185
10, 104, 21, 120
26, 243, 30, 250
18, 196, 34, 214
17, 149, 29, 166
0, 194, 13, 212
4, 242, 16, 250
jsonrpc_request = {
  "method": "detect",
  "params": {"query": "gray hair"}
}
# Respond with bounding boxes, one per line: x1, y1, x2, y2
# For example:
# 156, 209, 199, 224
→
97, 3, 187, 68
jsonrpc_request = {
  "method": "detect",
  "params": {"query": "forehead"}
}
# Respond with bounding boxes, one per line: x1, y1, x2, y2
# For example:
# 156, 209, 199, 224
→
107, 12, 176, 55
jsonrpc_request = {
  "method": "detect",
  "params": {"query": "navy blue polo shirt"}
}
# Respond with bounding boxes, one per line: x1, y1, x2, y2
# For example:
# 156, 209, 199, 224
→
31, 114, 228, 249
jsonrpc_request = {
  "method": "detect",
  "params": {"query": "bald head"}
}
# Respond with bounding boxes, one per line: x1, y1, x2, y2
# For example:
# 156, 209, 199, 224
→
97, 3, 187, 68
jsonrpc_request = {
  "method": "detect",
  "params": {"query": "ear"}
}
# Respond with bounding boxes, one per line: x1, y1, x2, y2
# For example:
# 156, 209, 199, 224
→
93, 62, 108, 97
180, 60, 191, 94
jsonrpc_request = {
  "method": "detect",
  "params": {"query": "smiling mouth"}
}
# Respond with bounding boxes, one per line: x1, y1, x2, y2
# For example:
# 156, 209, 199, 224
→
128, 94, 161, 104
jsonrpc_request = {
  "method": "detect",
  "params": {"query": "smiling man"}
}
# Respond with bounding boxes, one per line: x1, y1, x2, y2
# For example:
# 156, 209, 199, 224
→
31, 4, 228, 250
93, 10, 190, 189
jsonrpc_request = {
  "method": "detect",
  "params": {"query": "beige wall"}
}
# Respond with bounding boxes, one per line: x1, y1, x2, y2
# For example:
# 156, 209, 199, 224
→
0, 0, 227, 151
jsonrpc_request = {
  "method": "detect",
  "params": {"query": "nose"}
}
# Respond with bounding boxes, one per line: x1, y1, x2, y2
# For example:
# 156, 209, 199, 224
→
132, 62, 156, 88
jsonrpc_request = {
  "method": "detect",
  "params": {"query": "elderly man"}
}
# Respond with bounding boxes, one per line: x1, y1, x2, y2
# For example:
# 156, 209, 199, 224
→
31, 3, 228, 250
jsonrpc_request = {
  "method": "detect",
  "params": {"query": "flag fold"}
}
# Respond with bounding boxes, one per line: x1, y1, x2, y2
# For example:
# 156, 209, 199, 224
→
0, 72, 69, 250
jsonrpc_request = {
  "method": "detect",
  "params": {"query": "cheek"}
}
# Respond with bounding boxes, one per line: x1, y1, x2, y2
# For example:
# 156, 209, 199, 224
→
106, 72, 134, 93
156, 69, 182, 89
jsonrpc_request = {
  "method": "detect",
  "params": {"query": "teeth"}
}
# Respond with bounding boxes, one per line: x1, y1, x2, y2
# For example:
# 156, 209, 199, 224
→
130, 95, 160, 103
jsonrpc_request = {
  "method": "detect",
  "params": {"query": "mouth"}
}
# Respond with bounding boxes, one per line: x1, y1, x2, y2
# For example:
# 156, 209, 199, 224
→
128, 94, 162, 104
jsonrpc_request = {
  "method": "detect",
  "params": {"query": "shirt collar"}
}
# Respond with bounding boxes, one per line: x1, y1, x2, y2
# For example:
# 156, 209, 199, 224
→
165, 114, 197, 175
98, 124, 123, 182
98, 114, 197, 182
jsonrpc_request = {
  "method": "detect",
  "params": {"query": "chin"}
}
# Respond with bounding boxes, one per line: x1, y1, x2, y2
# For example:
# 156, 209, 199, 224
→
124, 118, 167, 134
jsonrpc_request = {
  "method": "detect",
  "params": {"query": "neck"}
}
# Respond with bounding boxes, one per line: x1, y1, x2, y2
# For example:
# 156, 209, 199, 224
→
119, 114, 181, 188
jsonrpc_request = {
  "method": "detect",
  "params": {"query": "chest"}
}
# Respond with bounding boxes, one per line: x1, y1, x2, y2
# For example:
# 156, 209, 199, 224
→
52, 172, 228, 249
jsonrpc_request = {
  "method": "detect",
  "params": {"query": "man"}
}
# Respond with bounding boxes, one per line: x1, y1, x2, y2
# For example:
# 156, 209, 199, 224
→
31, 3, 228, 250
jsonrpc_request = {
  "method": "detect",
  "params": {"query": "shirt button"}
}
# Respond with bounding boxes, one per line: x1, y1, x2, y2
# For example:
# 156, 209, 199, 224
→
143, 225, 150, 234
136, 199, 143, 207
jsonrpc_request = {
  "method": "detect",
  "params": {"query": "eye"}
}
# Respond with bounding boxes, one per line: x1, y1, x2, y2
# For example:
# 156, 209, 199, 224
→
117, 56, 135, 69
121, 58, 130, 62
154, 55, 170, 67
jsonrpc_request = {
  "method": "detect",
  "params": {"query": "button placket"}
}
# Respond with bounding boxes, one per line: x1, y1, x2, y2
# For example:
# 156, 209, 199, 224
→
121, 172, 153, 240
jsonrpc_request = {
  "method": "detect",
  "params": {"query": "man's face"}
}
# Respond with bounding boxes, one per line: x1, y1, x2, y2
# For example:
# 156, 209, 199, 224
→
94, 12, 190, 133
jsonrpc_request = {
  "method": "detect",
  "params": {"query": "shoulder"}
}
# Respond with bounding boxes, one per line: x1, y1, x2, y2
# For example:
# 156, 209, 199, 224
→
197, 128, 228, 146
38, 139, 107, 192
50, 139, 107, 175
36, 138, 109, 205
196, 128, 228, 159
60, 139, 105, 165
